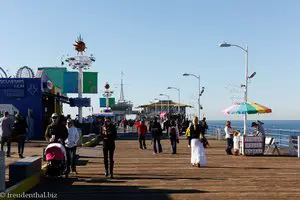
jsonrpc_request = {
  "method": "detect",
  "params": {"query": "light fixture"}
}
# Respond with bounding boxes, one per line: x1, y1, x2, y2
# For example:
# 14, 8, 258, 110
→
249, 72, 256, 79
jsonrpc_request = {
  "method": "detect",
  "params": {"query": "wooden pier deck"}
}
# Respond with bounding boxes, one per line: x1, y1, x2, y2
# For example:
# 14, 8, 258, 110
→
27, 139, 300, 200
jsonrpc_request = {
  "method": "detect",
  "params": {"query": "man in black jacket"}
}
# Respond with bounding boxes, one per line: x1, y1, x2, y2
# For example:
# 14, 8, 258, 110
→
150, 117, 163, 154
101, 117, 117, 178
13, 114, 28, 158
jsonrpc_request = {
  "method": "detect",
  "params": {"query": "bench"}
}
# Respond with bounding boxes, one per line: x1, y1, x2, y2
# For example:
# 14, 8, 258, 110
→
9, 156, 42, 185
265, 137, 280, 155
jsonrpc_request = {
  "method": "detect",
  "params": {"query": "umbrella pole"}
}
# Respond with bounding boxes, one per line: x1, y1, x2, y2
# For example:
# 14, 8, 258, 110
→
244, 114, 247, 136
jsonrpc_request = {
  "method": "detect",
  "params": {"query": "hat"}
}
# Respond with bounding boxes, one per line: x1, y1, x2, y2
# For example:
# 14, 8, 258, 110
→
67, 119, 72, 123
51, 113, 58, 118
251, 122, 258, 127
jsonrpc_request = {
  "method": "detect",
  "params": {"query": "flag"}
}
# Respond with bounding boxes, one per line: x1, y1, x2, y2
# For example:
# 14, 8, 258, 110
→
83, 72, 98, 93
63, 72, 79, 93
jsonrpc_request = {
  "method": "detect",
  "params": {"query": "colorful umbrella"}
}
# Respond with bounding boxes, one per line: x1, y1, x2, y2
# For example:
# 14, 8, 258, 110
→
223, 101, 272, 115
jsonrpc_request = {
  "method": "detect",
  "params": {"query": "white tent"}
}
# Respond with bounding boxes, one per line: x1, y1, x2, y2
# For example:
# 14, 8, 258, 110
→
0, 104, 19, 115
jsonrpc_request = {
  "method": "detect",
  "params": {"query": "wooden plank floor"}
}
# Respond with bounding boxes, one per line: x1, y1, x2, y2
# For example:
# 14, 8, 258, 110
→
27, 139, 300, 200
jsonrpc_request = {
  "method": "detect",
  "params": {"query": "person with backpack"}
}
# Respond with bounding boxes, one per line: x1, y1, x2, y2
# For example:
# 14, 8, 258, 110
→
150, 117, 163, 154
169, 120, 179, 154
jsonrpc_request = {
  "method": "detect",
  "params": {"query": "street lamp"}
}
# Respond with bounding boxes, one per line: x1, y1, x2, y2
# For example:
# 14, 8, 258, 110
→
219, 41, 255, 135
159, 94, 170, 113
183, 73, 202, 119
167, 87, 180, 113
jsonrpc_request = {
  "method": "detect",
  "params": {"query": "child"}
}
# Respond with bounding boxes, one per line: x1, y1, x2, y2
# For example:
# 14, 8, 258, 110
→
233, 130, 240, 156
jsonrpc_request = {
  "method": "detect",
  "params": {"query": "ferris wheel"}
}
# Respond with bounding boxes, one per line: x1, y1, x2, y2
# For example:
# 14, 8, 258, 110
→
0, 67, 8, 78
16, 66, 35, 78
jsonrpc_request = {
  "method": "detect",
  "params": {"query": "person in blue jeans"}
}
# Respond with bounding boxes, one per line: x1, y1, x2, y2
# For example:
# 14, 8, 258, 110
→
169, 120, 179, 154
150, 117, 163, 154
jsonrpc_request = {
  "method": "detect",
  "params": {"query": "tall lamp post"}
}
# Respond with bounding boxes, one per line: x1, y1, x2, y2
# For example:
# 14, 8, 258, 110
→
219, 42, 255, 135
159, 94, 170, 113
183, 73, 203, 119
65, 35, 95, 123
167, 87, 180, 113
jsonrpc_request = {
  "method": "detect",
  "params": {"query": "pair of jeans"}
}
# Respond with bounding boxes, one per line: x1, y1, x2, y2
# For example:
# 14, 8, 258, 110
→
1, 136, 11, 156
226, 138, 233, 155
103, 140, 115, 174
170, 137, 177, 154
152, 136, 162, 153
17, 135, 26, 155
139, 136, 146, 149
66, 146, 77, 171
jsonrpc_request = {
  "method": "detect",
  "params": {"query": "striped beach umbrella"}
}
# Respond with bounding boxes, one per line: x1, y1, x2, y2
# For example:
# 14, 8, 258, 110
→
223, 101, 272, 115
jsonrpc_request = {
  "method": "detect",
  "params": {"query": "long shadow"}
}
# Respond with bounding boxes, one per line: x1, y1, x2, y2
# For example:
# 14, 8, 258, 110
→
79, 156, 103, 159
205, 166, 274, 170
111, 176, 227, 181
24, 177, 206, 200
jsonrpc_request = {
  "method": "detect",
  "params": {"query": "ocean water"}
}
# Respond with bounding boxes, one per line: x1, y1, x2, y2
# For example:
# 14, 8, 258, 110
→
207, 120, 300, 131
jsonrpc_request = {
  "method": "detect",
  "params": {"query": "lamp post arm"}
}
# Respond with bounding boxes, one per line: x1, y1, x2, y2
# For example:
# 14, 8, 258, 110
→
231, 44, 248, 53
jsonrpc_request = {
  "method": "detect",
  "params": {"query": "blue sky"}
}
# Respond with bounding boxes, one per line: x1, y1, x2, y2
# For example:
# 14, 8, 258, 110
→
1, 0, 299, 120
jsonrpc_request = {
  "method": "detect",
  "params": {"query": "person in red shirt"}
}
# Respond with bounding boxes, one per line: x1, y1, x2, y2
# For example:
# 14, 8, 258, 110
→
137, 120, 148, 149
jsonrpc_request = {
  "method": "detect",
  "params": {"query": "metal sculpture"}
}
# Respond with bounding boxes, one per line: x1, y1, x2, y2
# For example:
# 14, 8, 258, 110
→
0, 67, 8, 78
16, 66, 35, 78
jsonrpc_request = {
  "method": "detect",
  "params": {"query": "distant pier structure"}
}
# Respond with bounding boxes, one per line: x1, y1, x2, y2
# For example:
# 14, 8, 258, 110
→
111, 72, 136, 119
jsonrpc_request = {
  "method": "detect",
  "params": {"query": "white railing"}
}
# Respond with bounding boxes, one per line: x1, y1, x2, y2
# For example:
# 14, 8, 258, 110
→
289, 136, 300, 157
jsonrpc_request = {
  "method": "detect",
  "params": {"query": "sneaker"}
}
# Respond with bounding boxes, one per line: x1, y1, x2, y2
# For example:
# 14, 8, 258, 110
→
105, 170, 109, 177
110, 174, 114, 179
6, 155, 11, 158
19, 154, 24, 158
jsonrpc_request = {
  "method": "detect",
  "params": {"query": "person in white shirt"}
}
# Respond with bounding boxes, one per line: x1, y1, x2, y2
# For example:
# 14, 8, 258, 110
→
224, 121, 235, 155
65, 119, 80, 174
233, 130, 241, 156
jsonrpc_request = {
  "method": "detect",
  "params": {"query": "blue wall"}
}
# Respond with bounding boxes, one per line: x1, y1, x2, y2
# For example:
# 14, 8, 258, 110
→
0, 78, 43, 138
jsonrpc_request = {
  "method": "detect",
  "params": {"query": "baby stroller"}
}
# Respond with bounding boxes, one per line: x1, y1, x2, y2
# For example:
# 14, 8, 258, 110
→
45, 142, 69, 178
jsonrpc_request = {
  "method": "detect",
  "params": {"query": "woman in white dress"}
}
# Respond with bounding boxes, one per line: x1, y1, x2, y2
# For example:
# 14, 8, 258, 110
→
190, 116, 207, 168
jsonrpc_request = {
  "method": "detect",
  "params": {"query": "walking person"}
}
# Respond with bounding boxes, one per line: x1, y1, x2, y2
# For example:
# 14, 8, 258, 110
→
0, 111, 14, 157
137, 120, 147, 149
46, 115, 69, 145
65, 119, 80, 174
224, 121, 235, 155
169, 120, 179, 154
150, 117, 163, 154
199, 117, 209, 148
190, 116, 207, 168
101, 117, 117, 178
13, 114, 28, 158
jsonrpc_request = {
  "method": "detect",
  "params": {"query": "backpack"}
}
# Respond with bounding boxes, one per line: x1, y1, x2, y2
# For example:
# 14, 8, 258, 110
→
170, 126, 176, 137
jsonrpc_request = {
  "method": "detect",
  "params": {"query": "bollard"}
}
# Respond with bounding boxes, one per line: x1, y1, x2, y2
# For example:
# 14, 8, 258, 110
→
0, 151, 5, 192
